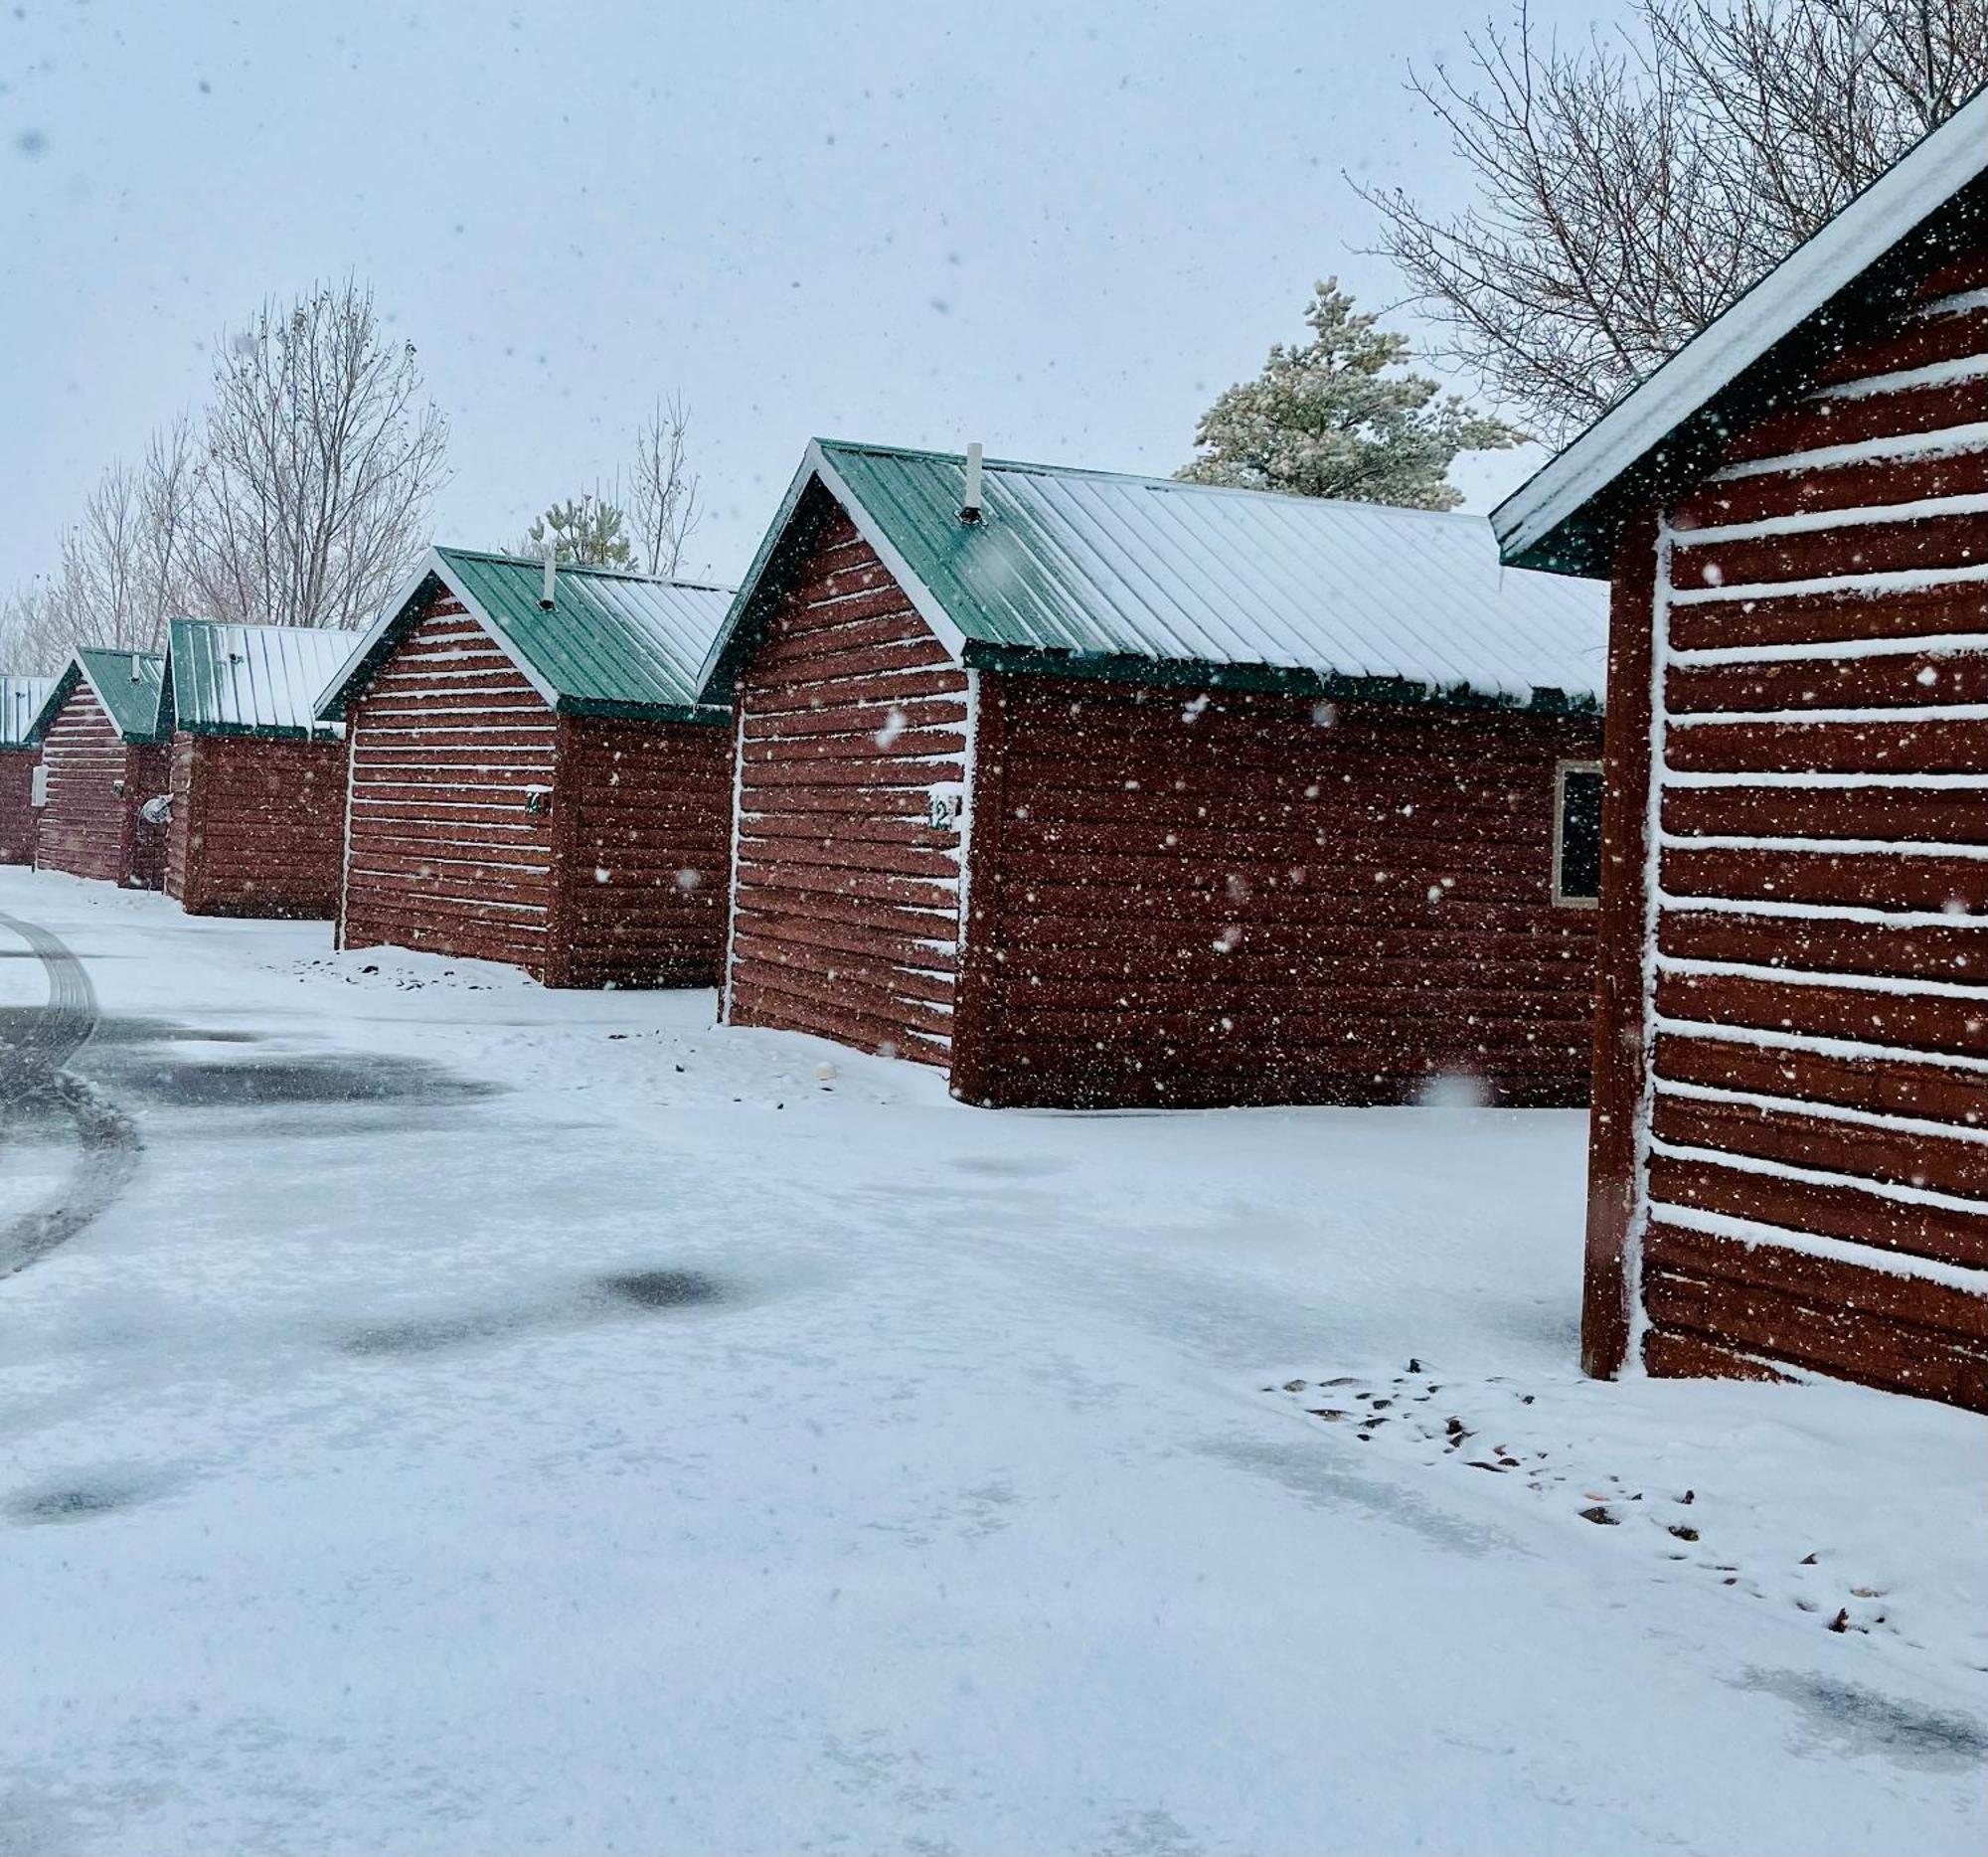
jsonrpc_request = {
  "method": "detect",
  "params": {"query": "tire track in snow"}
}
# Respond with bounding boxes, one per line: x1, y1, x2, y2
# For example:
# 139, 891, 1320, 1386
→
0, 907, 140, 1277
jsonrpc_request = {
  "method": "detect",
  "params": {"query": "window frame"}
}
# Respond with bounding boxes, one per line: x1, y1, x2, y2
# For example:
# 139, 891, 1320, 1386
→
1552, 759, 1604, 909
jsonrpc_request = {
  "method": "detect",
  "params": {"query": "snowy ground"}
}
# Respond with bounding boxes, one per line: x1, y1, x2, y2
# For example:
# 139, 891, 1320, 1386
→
1, 865, 1982, 1857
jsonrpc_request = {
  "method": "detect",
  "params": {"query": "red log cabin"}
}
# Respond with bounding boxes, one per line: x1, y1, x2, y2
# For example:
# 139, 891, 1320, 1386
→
699, 439, 1611, 1110
1493, 91, 1988, 1409
162, 619, 354, 919
1, 675, 56, 866
316, 548, 737, 988
26, 649, 171, 888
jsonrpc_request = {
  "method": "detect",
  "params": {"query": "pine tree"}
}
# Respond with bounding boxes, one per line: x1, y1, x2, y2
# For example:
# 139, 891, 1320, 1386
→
519, 496, 634, 569
1178, 280, 1523, 510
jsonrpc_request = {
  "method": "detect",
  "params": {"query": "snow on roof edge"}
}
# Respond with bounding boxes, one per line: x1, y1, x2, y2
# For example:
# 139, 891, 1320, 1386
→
1493, 86, 1988, 576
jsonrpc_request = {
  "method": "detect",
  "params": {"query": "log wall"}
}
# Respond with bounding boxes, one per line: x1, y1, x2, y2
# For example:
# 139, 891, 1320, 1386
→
724, 505, 970, 1061
1592, 249, 1988, 1410
0, 753, 36, 865
35, 682, 167, 887
340, 596, 561, 973
167, 733, 349, 919
548, 715, 733, 989
951, 675, 1603, 1108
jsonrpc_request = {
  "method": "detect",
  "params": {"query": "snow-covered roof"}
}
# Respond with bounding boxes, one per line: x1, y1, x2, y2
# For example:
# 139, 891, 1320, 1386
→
0, 675, 56, 748
318, 548, 736, 723
1495, 86, 1988, 577
703, 440, 1609, 712
26, 649, 169, 745
167, 620, 353, 737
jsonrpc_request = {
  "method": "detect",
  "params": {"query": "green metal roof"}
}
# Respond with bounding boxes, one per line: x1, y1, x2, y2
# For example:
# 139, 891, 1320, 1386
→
317, 548, 736, 723
701, 440, 1607, 713
167, 619, 352, 738
28, 649, 169, 744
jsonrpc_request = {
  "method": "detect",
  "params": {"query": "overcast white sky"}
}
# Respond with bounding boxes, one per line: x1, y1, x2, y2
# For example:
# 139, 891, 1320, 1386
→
1, 0, 1627, 593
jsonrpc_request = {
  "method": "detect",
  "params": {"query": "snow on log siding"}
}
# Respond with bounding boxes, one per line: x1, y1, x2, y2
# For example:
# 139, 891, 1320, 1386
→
553, 716, 733, 989
0, 754, 36, 865
36, 683, 166, 887
950, 676, 1601, 1108
168, 734, 348, 919
340, 597, 560, 973
1630, 254, 1988, 1409
724, 511, 969, 1062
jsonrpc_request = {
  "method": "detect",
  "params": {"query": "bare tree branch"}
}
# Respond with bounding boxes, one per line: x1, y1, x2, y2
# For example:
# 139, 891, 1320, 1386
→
189, 279, 450, 628
1360, 0, 1988, 437
628, 396, 702, 577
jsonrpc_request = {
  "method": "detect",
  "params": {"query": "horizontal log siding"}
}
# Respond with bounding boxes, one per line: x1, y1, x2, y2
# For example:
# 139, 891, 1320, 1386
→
549, 715, 733, 989
169, 733, 349, 919
35, 683, 166, 887
166, 734, 195, 900
340, 596, 560, 976
0, 753, 36, 865
724, 508, 969, 1062
1621, 249, 1988, 1409
952, 676, 1602, 1108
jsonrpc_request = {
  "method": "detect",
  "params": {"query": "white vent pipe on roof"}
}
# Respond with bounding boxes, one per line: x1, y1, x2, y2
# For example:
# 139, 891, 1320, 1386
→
541, 542, 558, 610
959, 442, 984, 525
129, 652, 141, 681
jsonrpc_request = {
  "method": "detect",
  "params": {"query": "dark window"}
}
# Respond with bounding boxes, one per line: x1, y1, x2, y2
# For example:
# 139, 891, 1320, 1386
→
1556, 763, 1602, 905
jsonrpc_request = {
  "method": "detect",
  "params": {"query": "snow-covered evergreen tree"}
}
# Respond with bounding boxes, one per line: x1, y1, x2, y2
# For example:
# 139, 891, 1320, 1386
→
518, 496, 634, 569
1179, 280, 1523, 510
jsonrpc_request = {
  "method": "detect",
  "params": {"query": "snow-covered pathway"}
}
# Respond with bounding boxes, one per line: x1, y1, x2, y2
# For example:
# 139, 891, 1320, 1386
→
1, 868, 1982, 1856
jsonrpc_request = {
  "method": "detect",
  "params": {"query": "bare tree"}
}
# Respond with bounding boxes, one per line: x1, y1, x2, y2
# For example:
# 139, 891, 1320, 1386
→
137, 414, 200, 626
191, 280, 448, 628
627, 396, 702, 577
1361, 0, 1988, 438
2, 422, 209, 666
0, 578, 82, 672
68, 461, 150, 649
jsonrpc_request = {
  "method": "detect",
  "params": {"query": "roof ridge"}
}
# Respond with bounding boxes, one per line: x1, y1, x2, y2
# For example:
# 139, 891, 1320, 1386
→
434, 543, 734, 595
814, 437, 1486, 526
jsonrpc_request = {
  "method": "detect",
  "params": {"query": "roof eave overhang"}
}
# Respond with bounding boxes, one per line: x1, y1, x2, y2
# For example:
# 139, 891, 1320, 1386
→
551, 695, 730, 726
177, 719, 346, 742
313, 556, 445, 720
1495, 107, 1988, 578
693, 441, 972, 707
960, 639, 1601, 717
21, 661, 83, 746
73, 652, 167, 743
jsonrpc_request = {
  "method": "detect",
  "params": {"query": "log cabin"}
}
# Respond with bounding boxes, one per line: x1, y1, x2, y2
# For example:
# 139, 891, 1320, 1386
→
315, 548, 736, 987
1492, 90, 1988, 1409
162, 619, 353, 918
699, 439, 1612, 1109
0, 675, 56, 865
26, 648, 171, 887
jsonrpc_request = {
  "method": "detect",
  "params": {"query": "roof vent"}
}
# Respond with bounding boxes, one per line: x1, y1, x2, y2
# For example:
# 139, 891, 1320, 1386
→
129, 653, 141, 681
958, 442, 984, 525
541, 542, 558, 611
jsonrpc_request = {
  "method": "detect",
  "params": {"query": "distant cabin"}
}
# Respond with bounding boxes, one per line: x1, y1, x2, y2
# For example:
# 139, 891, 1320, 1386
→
0, 675, 56, 866
1494, 91, 1987, 1409
27, 649, 171, 888
161, 620, 353, 919
317, 548, 737, 988
699, 439, 1611, 1109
